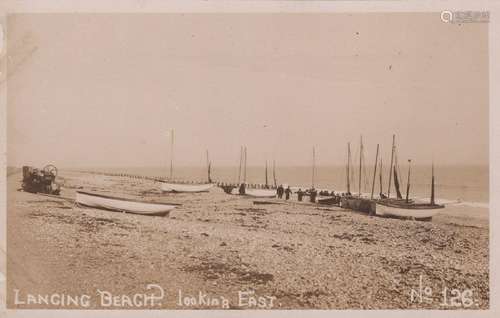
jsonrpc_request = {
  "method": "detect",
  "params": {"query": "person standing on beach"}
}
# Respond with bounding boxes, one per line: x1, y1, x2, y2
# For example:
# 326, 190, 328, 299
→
285, 186, 292, 200
277, 184, 284, 199
297, 188, 304, 201
239, 183, 246, 195
310, 188, 317, 203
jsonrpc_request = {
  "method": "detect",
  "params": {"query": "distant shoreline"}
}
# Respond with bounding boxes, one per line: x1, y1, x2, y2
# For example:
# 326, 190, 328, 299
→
5, 163, 488, 170
6, 165, 489, 204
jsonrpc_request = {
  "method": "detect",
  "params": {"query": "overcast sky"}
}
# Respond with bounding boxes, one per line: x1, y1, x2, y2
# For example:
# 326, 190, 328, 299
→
7, 13, 488, 168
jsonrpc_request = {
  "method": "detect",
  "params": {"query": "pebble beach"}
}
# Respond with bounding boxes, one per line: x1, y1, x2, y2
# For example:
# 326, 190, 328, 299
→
6, 170, 489, 309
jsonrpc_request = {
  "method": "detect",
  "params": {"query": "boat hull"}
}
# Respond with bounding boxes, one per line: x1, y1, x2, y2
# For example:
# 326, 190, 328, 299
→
244, 189, 276, 198
340, 197, 376, 214
317, 196, 340, 205
253, 200, 283, 205
76, 191, 176, 216
376, 201, 444, 220
161, 183, 214, 193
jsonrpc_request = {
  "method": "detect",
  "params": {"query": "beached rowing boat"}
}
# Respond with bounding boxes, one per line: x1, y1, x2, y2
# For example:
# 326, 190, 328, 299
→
76, 191, 178, 216
244, 189, 276, 198
376, 200, 444, 221
160, 183, 214, 193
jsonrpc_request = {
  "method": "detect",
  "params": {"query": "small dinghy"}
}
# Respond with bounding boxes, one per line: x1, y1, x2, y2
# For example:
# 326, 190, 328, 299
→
76, 191, 179, 216
160, 183, 214, 193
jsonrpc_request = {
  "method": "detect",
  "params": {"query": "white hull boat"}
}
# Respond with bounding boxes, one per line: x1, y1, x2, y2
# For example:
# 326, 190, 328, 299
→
244, 189, 276, 198
160, 183, 214, 193
376, 200, 444, 221
76, 191, 178, 216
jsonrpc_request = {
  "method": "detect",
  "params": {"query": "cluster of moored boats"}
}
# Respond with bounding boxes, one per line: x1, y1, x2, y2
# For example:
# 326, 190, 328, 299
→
338, 135, 444, 220
69, 134, 445, 221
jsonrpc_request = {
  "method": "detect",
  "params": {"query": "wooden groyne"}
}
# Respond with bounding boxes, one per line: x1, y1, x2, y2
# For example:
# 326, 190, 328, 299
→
71, 170, 277, 190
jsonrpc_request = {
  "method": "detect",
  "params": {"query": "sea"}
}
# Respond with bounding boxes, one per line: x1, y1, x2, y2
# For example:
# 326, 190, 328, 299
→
80, 164, 489, 209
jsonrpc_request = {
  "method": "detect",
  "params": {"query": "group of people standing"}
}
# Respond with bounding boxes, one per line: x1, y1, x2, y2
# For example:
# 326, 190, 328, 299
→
276, 184, 293, 200
221, 183, 346, 205
276, 185, 318, 202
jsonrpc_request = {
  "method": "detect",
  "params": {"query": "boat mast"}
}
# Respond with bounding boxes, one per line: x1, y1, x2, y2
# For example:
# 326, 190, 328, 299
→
379, 156, 383, 196
243, 146, 247, 184
238, 146, 243, 184
206, 149, 212, 183
169, 128, 174, 180
371, 144, 379, 199
312, 146, 316, 189
272, 160, 277, 188
405, 159, 411, 203
394, 151, 403, 199
265, 160, 269, 188
387, 134, 395, 198
431, 161, 435, 205
347, 142, 351, 194
358, 136, 363, 197
362, 140, 368, 192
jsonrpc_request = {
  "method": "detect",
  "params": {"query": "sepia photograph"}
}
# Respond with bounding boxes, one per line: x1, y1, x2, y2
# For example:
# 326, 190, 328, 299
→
1, 5, 494, 313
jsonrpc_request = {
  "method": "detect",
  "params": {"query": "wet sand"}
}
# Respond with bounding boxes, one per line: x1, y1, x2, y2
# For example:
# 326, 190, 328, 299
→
6, 170, 489, 309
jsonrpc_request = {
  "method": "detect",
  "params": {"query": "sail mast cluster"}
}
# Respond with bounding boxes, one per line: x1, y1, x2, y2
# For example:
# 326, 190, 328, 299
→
164, 129, 436, 206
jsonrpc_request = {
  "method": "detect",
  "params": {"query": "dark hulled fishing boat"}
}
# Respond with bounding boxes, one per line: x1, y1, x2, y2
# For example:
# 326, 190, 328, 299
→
340, 137, 376, 214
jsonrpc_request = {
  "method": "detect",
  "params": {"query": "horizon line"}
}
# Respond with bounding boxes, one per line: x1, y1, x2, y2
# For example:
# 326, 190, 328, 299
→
7, 163, 489, 169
